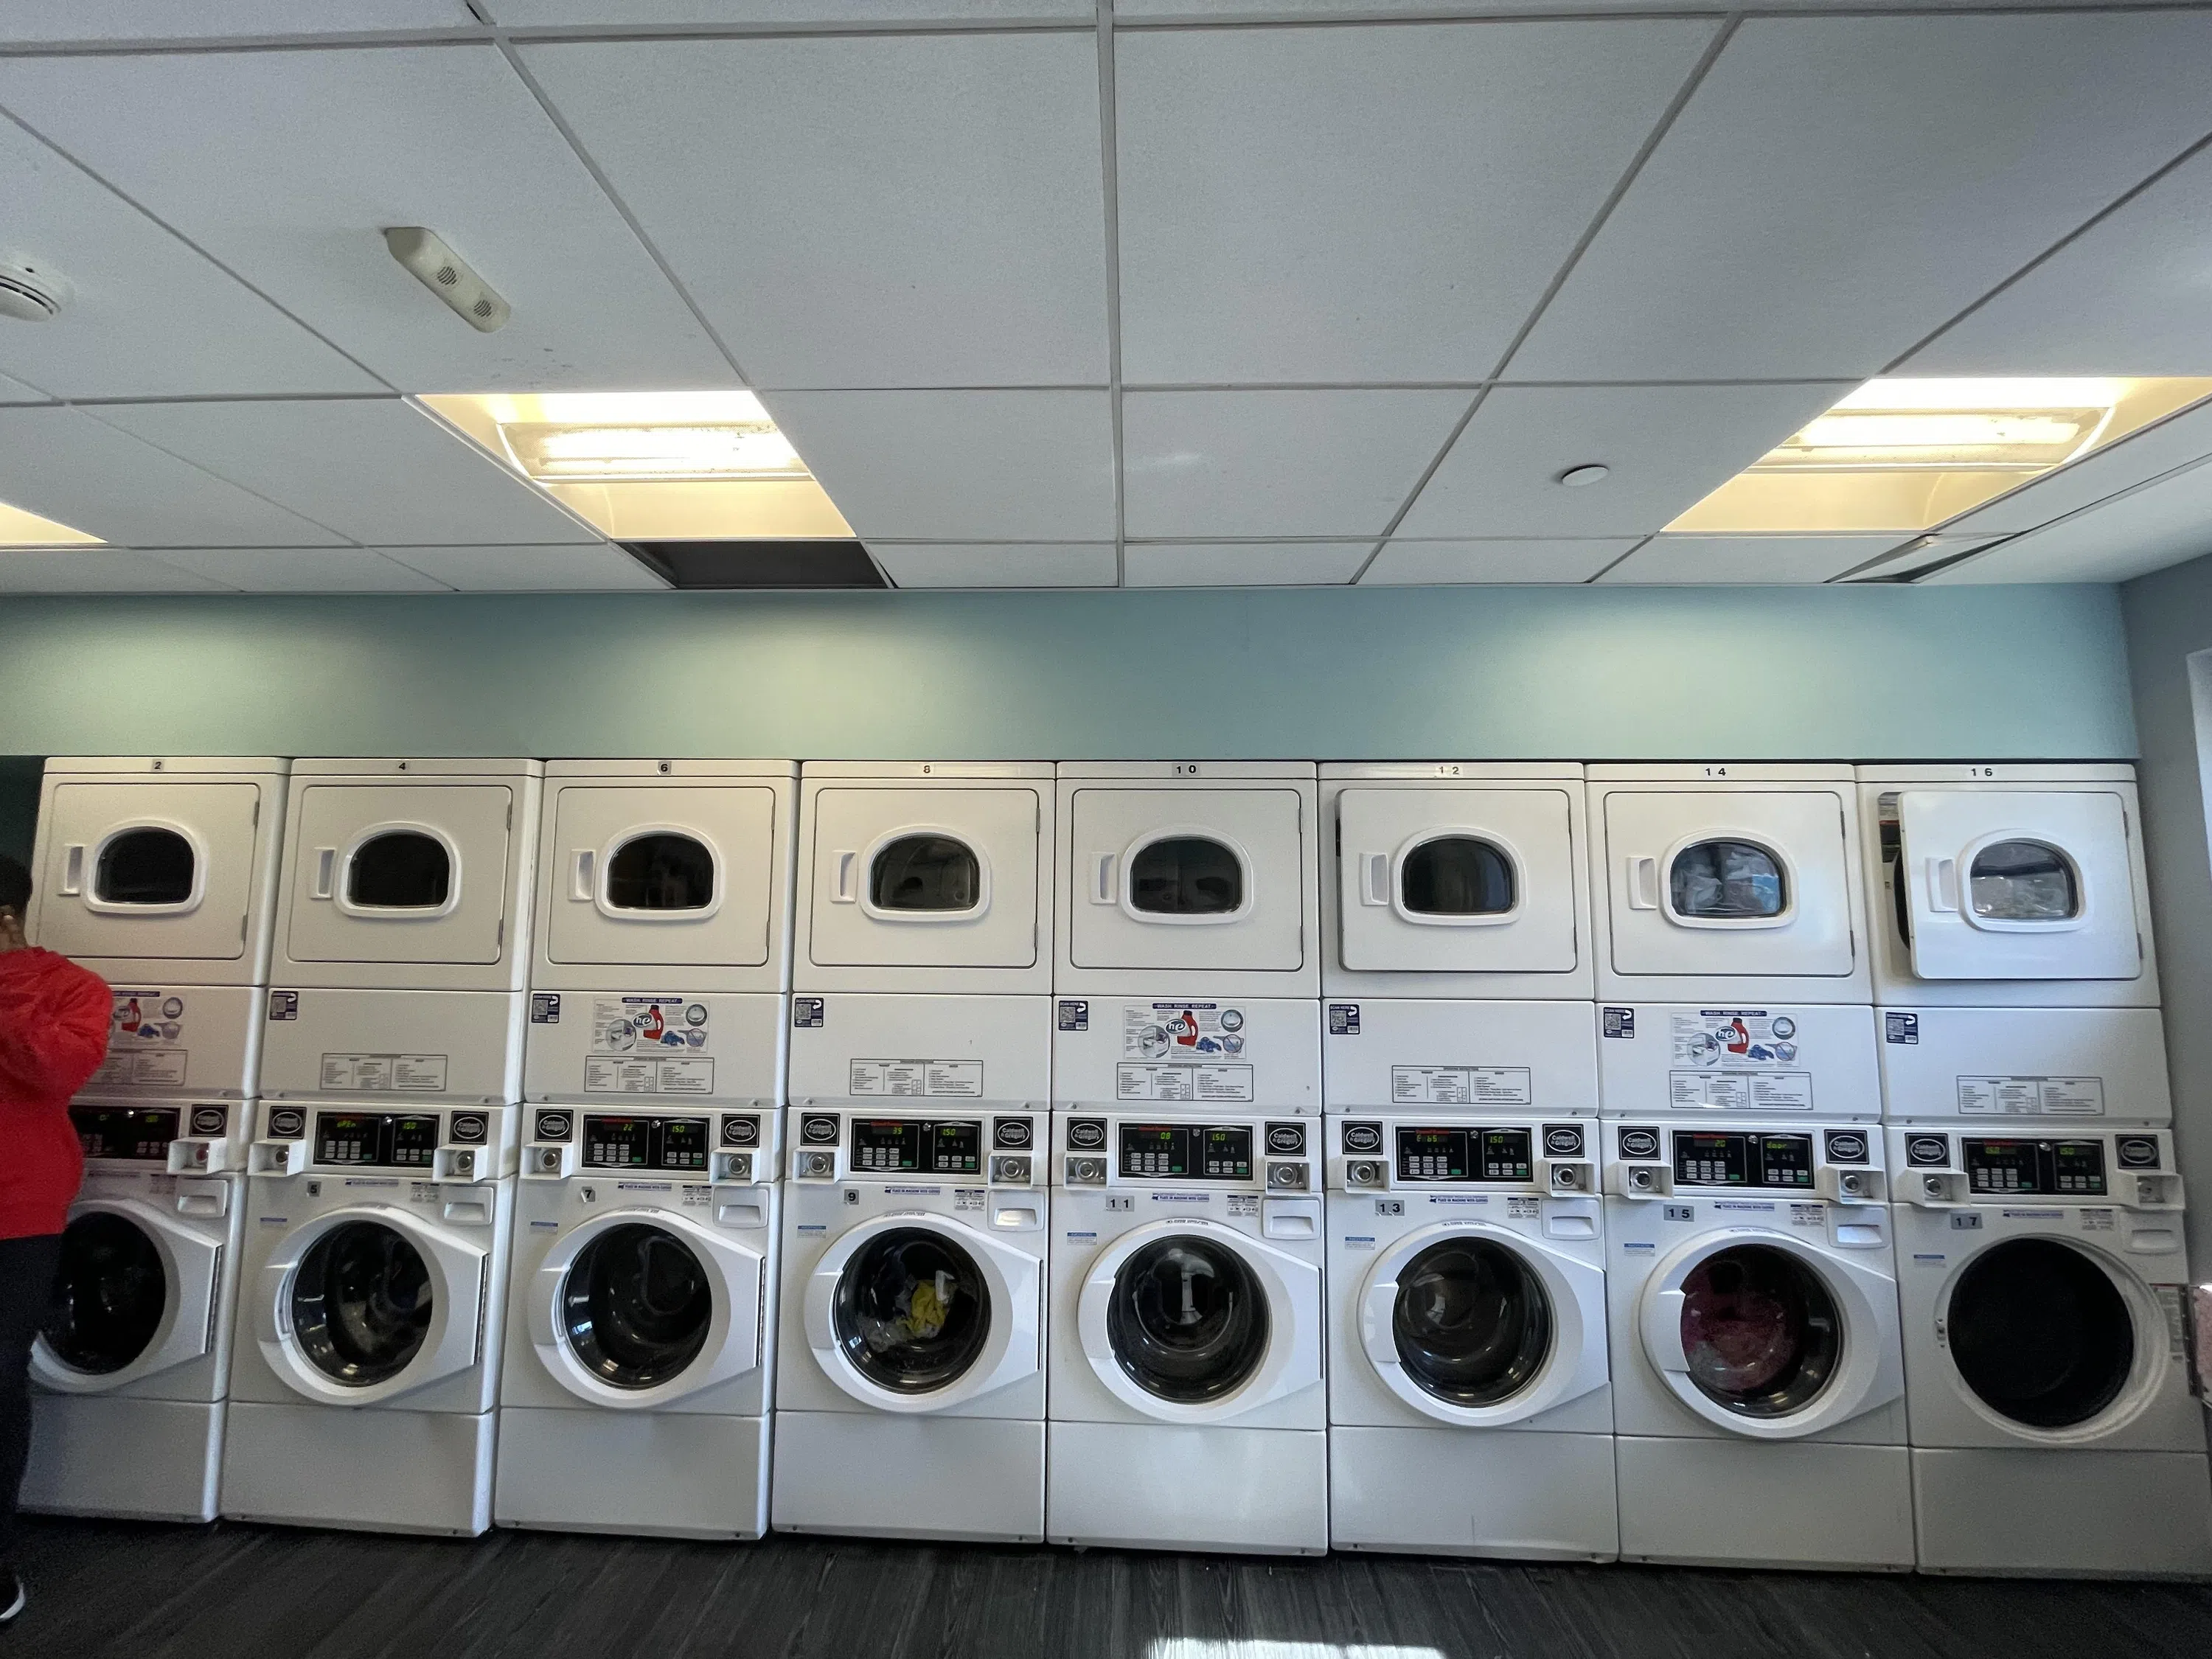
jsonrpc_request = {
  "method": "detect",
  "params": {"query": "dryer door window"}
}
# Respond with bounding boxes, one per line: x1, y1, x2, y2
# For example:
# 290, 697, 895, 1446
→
1669, 839, 1785, 920
549, 783, 776, 969
290, 1220, 434, 1387
95, 828, 197, 908
1678, 1243, 1840, 1419
38, 782, 261, 963
1947, 1237, 2134, 1429
832, 1226, 993, 1393
286, 785, 514, 966
872, 835, 981, 912
1969, 841, 2078, 922
41, 1212, 167, 1376
560, 1222, 712, 1390
1107, 1235, 1270, 1403
1400, 837, 1515, 917
605, 835, 715, 913
1391, 1237, 1551, 1408
348, 831, 452, 909
1129, 836, 1243, 917
807, 787, 1040, 969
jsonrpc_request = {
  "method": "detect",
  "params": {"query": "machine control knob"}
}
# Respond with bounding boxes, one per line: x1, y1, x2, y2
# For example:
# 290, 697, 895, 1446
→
1628, 1167, 1656, 1193
1067, 1155, 1106, 1185
1924, 1174, 1945, 1197
1267, 1161, 1309, 1192
799, 1150, 835, 1179
448, 1150, 476, 1176
1551, 1165, 1582, 1191
991, 1154, 1033, 1186
1838, 1171, 1868, 1199
534, 1147, 563, 1175
1345, 1159, 1383, 1188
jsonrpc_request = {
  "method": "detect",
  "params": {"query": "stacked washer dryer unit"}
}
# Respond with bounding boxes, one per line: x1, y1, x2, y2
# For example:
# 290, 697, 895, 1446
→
500, 761, 796, 1539
223, 759, 540, 1534
1049, 762, 1327, 1554
19, 757, 286, 1521
1319, 764, 1613, 1560
1590, 764, 1912, 1571
775, 763, 1055, 1541
1863, 764, 2212, 1576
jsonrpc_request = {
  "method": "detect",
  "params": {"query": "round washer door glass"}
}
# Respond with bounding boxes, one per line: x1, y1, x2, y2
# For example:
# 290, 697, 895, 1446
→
1108, 1235, 1270, 1402
1392, 1237, 1552, 1407
562, 1222, 713, 1389
1947, 1237, 2133, 1429
1678, 1244, 1840, 1418
832, 1226, 992, 1393
291, 1220, 434, 1387
42, 1212, 167, 1374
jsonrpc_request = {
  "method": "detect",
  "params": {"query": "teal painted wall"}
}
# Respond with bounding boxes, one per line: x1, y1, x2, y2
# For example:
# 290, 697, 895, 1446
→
0, 585, 2135, 768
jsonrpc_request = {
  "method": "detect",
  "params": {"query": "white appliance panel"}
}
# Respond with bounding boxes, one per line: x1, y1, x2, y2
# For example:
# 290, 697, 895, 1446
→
546, 782, 777, 970
807, 785, 1043, 970
524, 990, 785, 1107
284, 783, 516, 967
1068, 787, 1307, 973
1876, 1005, 2171, 1125
787, 992, 1052, 1110
1322, 998, 1596, 1114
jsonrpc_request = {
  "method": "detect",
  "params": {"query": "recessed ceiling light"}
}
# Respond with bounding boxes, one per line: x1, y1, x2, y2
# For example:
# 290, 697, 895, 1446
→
1669, 375, 2212, 535
1557, 464, 1610, 487
0, 497, 101, 547
417, 391, 852, 542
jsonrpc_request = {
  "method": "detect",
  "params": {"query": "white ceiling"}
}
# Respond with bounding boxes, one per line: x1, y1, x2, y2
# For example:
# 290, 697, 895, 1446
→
0, 4, 2207, 593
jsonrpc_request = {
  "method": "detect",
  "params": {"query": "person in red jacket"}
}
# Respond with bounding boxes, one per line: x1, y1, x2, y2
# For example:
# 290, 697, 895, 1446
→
0, 852, 111, 1628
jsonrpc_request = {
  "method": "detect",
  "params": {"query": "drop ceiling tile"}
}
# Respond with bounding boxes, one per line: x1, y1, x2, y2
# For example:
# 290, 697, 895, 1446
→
1942, 398, 2212, 535
1598, 534, 1908, 585
760, 392, 1114, 540
1360, 538, 1640, 585
1124, 542, 1372, 587
523, 34, 1109, 388
0, 46, 729, 392
1509, 13, 2212, 381
381, 543, 667, 591
869, 543, 1116, 589
1907, 147, 2212, 375
91, 399, 598, 546
1123, 390, 1467, 539
0, 111, 378, 398
1116, 19, 1714, 383
147, 546, 452, 593
1921, 463, 2212, 585
0, 370, 49, 403
1395, 383, 1843, 539
0, 1, 468, 38
0, 405, 344, 547
492, 1, 1088, 18
0, 549, 229, 594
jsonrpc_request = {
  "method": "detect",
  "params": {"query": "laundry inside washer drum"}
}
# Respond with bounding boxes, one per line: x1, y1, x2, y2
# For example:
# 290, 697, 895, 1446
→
1110, 1237, 1270, 1403
562, 1223, 713, 1388
1391, 1237, 1551, 1407
1678, 1244, 1840, 1418
291, 1221, 434, 1387
835, 1227, 992, 1393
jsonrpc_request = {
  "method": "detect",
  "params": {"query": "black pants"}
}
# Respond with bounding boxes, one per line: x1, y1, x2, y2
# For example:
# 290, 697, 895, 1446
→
0, 1234, 60, 1566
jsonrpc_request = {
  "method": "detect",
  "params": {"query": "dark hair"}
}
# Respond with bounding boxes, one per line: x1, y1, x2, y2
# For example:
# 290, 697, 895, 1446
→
0, 853, 28, 915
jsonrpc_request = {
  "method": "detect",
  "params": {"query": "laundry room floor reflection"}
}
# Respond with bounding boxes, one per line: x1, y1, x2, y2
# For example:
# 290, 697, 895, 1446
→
11, 1517, 2212, 1659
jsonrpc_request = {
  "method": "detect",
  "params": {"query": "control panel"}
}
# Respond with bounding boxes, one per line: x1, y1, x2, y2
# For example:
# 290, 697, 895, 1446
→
1057, 1113, 1315, 1192
523, 1107, 772, 1183
1609, 1119, 1884, 1203
1888, 1126, 2181, 1210
787, 1107, 1040, 1186
252, 1101, 516, 1182
1328, 1116, 1597, 1197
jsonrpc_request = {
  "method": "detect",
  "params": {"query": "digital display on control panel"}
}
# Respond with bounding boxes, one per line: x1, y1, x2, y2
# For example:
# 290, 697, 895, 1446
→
70, 1106, 180, 1163
850, 1119, 982, 1175
1673, 1133, 1815, 1189
1964, 1139, 2107, 1197
314, 1113, 442, 1168
1118, 1124, 1253, 1180
1395, 1127, 1534, 1183
582, 1115, 713, 1172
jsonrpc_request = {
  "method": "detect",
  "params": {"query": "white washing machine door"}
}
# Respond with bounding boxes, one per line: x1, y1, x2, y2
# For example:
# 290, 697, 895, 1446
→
1934, 1230, 2171, 1444
1638, 1228, 1902, 1439
31, 1195, 223, 1394
529, 1206, 765, 1409
255, 1204, 488, 1406
804, 1211, 1040, 1412
1894, 790, 2140, 982
1078, 1217, 1321, 1424
1359, 1222, 1607, 1427
36, 781, 262, 966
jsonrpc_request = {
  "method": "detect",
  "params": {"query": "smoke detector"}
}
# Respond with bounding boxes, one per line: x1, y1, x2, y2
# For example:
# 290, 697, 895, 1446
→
0, 259, 68, 322
384, 227, 510, 333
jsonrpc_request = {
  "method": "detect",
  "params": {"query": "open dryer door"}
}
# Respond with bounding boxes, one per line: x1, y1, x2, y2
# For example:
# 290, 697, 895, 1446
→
1894, 791, 2141, 981
32, 1197, 225, 1394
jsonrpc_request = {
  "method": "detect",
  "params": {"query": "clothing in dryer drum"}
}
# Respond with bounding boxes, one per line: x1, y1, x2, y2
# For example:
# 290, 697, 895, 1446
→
1677, 1243, 1842, 1420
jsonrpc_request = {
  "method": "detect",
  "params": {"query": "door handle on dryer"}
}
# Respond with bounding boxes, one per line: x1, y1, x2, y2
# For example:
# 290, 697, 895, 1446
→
1927, 858, 1961, 913
1360, 854, 1391, 907
1626, 856, 1661, 911
60, 845, 84, 897
571, 849, 595, 902
830, 851, 858, 904
1091, 853, 1118, 905
312, 848, 337, 900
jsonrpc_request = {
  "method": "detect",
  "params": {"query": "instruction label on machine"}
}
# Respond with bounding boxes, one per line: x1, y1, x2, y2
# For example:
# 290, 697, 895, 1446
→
1669, 1071, 1814, 1110
319, 1054, 449, 1093
1123, 1002, 1249, 1060
89, 990, 191, 1088
847, 1060, 984, 1099
586, 997, 716, 1093
1669, 1011, 1812, 1109
1117, 1063, 1253, 1103
1391, 1066, 1533, 1107
1955, 1075, 2106, 1117
586, 1057, 716, 1094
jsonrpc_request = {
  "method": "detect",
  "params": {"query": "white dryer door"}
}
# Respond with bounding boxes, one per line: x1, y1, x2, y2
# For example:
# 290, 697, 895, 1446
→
37, 781, 261, 965
1358, 1222, 1607, 1427
807, 786, 1043, 969
31, 1196, 223, 1394
804, 1212, 1041, 1411
546, 782, 777, 970
529, 1207, 765, 1408
255, 1204, 487, 1405
1070, 787, 1307, 972
1077, 1218, 1322, 1424
1337, 786, 1579, 974
1897, 790, 2141, 982
1638, 1228, 1902, 1439
1602, 790, 1854, 979
284, 783, 515, 967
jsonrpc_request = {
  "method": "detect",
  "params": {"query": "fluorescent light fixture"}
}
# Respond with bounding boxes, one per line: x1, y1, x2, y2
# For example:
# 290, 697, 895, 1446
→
0, 497, 102, 547
1669, 375, 2212, 535
418, 391, 852, 541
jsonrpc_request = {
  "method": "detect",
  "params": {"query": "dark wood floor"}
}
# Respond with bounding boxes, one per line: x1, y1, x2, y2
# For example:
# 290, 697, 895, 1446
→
12, 1517, 2212, 1659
